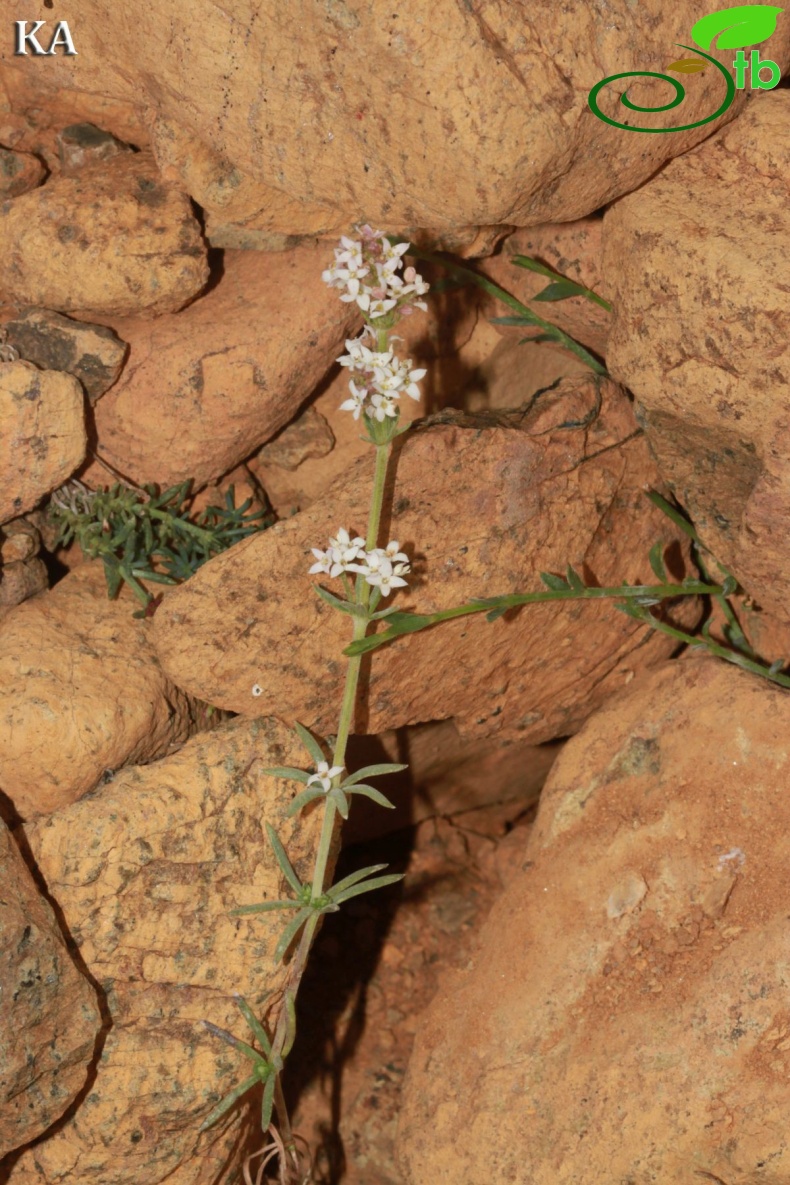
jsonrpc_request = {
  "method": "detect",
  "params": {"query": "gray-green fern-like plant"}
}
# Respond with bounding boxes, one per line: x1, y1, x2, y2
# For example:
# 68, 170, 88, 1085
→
48, 478, 271, 615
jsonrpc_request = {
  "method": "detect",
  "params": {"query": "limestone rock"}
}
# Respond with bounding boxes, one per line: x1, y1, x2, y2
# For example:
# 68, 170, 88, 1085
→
153, 376, 697, 743
0, 820, 100, 1157
7, 717, 323, 1185
0, 359, 86, 524
0, 152, 208, 317
6, 3, 785, 235
0, 562, 197, 819
399, 656, 790, 1184
5, 308, 127, 403
57, 122, 131, 174
0, 146, 44, 198
86, 246, 359, 490
602, 93, 790, 621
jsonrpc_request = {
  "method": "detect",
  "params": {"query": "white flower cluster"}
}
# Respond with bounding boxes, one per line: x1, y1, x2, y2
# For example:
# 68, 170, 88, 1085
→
323, 226, 430, 422
322, 224, 429, 320
310, 528, 410, 597
336, 337, 427, 421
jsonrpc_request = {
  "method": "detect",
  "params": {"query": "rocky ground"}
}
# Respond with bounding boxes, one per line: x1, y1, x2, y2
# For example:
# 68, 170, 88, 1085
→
2, 17, 790, 1185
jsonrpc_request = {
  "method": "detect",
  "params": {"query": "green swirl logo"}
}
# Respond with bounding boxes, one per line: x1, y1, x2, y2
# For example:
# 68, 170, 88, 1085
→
588, 4, 783, 133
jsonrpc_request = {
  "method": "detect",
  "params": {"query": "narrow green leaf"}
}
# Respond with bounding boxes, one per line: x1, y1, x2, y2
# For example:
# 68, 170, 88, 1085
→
233, 994, 272, 1058
721, 575, 738, 597
509, 255, 560, 280
293, 722, 326, 768
286, 786, 327, 817
330, 873, 405, 905
343, 763, 408, 786
274, 906, 313, 963
259, 766, 311, 784
490, 314, 532, 326
261, 1069, 276, 1131
330, 786, 350, 819
645, 491, 699, 542
649, 541, 668, 583
198, 1072, 259, 1131
485, 605, 510, 623
327, 863, 390, 897
518, 334, 555, 345
540, 572, 569, 591
346, 784, 397, 810
314, 583, 370, 618
533, 279, 587, 302
566, 565, 584, 591
769, 659, 786, 676
103, 560, 124, 600
265, 823, 304, 895
230, 899, 302, 915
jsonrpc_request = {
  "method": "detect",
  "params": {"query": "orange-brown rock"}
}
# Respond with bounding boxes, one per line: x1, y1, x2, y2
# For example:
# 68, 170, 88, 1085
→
482, 219, 610, 357
0, 152, 208, 318
0, 359, 86, 524
0, 146, 44, 198
0, 820, 100, 1157
5, 308, 127, 403
85, 246, 360, 490
602, 93, 790, 621
153, 376, 697, 743
8, 717, 324, 1185
0, 562, 196, 819
4, 3, 782, 235
0, 557, 48, 616
399, 656, 790, 1184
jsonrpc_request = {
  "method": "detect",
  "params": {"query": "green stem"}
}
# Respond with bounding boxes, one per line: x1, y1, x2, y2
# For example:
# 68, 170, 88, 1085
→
269, 435, 392, 1089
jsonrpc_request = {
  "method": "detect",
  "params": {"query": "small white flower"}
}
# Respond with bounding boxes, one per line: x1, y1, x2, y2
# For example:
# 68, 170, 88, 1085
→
367, 297, 398, 319
366, 568, 409, 597
307, 761, 344, 792
369, 392, 398, 421
339, 383, 368, 419
328, 528, 366, 576
309, 547, 334, 575
383, 540, 409, 565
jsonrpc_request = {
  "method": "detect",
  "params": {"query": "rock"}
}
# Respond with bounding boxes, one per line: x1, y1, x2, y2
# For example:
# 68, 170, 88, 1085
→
0, 516, 40, 564
57, 122, 131, 174
9, 3, 785, 236
398, 656, 790, 1184
601, 93, 790, 621
0, 62, 149, 172
462, 335, 593, 416
153, 376, 698, 743
0, 359, 86, 524
0, 562, 197, 819
86, 246, 359, 490
0, 151, 208, 317
5, 308, 127, 403
0, 819, 100, 1157
8, 716, 324, 1185
342, 720, 561, 844
482, 219, 610, 357
0, 557, 48, 616
0, 146, 44, 198
256, 406, 335, 472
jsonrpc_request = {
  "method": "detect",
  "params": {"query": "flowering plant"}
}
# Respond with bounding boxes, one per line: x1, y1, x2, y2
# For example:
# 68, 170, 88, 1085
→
200, 228, 430, 1182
